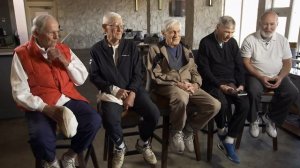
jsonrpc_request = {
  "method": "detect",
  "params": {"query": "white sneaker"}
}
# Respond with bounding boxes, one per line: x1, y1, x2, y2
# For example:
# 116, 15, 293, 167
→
183, 133, 194, 152
112, 147, 126, 168
263, 115, 277, 138
135, 141, 157, 165
170, 131, 185, 153
61, 155, 76, 168
249, 119, 260, 138
43, 159, 60, 168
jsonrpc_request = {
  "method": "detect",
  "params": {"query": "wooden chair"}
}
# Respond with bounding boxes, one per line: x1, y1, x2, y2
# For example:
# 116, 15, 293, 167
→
35, 134, 99, 168
235, 91, 278, 151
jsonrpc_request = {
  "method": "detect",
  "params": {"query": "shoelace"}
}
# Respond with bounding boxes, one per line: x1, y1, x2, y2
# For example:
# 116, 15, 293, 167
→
63, 158, 75, 168
174, 132, 184, 143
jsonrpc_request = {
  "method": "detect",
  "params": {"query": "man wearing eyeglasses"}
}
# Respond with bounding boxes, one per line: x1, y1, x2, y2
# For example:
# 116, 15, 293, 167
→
89, 12, 160, 168
10, 14, 102, 168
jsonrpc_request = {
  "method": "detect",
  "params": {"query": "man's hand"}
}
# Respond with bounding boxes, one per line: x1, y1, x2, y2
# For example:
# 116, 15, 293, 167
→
176, 81, 199, 94
115, 89, 130, 99
236, 85, 244, 92
47, 47, 70, 67
220, 84, 237, 95
42, 105, 64, 123
259, 75, 278, 89
123, 91, 136, 110
269, 76, 282, 89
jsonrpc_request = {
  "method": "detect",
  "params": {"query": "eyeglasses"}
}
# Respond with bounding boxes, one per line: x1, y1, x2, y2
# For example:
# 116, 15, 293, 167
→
107, 24, 125, 30
45, 30, 61, 37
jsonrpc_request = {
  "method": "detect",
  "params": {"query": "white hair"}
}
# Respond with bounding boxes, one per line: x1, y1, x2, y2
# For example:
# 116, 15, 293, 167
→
102, 12, 122, 24
161, 19, 181, 33
31, 14, 56, 34
217, 16, 235, 27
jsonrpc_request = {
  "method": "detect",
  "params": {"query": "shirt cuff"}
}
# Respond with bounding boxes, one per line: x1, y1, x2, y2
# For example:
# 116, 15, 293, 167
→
111, 85, 121, 96
38, 103, 47, 112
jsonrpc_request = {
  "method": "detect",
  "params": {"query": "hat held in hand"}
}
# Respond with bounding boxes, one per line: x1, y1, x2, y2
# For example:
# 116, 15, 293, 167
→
58, 106, 78, 138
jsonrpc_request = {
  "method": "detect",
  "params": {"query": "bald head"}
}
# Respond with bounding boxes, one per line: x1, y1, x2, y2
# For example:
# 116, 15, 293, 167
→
259, 10, 278, 38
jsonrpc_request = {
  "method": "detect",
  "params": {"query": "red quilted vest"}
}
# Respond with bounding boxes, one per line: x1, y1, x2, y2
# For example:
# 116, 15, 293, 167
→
14, 37, 88, 106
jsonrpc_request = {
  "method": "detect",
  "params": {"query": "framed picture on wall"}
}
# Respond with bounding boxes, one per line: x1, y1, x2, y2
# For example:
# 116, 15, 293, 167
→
169, 0, 185, 17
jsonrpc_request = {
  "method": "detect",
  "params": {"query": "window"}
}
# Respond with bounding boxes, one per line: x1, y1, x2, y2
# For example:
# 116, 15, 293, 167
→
224, 0, 300, 45
223, 0, 259, 46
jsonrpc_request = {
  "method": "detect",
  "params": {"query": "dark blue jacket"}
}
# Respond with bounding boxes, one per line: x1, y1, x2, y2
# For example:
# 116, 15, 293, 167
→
89, 38, 142, 94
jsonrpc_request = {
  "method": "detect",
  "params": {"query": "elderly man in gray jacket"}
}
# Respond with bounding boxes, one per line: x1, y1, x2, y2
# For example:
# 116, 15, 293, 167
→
147, 18, 220, 154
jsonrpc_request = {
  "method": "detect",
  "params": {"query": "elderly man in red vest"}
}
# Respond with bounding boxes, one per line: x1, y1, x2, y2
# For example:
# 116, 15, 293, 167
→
10, 14, 101, 168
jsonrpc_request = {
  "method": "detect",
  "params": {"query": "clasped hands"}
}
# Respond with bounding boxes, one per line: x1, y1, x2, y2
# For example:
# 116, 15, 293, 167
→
116, 89, 136, 110
260, 75, 282, 89
176, 81, 199, 94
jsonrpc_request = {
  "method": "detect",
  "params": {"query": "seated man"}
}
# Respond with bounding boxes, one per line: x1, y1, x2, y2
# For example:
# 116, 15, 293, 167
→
10, 14, 102, 168
89, 12, 160, 168
197, 16, 249, 164
147, 18, 220, 154
241, 10, 298, 138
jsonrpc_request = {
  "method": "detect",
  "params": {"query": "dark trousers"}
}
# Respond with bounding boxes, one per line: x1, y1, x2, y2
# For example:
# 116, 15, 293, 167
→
25, 99, 102, 162
246, 75, 298, 125
101, 87, 160, 146
208, 88, 249, 138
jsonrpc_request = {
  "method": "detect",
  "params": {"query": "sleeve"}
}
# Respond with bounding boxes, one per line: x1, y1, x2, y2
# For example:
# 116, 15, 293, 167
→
197, 39, 221, 88
240, 36, 253, 58
146, 45, 176, 85
10, 53, 47, 112
89, 48, 113, 93
127, 44, 143, 93
232, 40, 245, 86
282, 37, 292, 59
188, 51, 202, 87
66, 49, 88, 86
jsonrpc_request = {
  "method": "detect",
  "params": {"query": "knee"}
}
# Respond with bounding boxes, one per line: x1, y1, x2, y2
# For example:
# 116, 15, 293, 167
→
213, 99, 221, 114
171, 94, 189, 107
84, 113, 102, 133
144, 104, 160, 125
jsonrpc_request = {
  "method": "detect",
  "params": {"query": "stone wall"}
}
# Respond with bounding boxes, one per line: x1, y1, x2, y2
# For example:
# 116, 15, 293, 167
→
56, 0, 222, 49
57, 0, 147, 49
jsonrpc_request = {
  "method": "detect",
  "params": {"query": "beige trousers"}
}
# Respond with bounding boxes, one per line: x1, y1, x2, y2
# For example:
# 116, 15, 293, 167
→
155, 86, 220, 131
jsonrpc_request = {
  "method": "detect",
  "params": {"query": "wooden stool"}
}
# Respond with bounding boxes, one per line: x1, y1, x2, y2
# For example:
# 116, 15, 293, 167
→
235, 91, 278, 151
151, 93, 203, 168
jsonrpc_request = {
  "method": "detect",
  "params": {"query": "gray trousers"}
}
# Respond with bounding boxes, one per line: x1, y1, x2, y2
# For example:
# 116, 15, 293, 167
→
246, 75, 298, 125
154, 86, 220, 131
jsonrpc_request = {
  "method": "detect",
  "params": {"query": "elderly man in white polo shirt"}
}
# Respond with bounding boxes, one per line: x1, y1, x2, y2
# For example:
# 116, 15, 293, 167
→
241, 10, 298, 138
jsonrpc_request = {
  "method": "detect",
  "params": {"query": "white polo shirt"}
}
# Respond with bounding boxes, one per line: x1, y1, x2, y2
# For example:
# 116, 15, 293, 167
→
241, 31, 292, 77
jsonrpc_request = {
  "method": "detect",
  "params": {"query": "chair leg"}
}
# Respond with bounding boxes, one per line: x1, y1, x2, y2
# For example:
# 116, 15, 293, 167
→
85, 144, 99, 168
207, 119, 214, 162
107, 137, 114, 168
193, 130, 201, 161
77, 152, 86, 168
103, 131, 109, 161
161, 115, 169, 168
35, 159, 42, 168
273, 137, 278, 151
235, 126, 244, 149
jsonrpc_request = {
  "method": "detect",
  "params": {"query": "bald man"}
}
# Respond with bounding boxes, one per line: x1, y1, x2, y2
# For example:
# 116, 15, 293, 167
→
241, 10, 298, 138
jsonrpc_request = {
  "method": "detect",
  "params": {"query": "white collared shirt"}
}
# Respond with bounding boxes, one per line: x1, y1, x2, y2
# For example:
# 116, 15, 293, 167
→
10, 42, 88, 112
